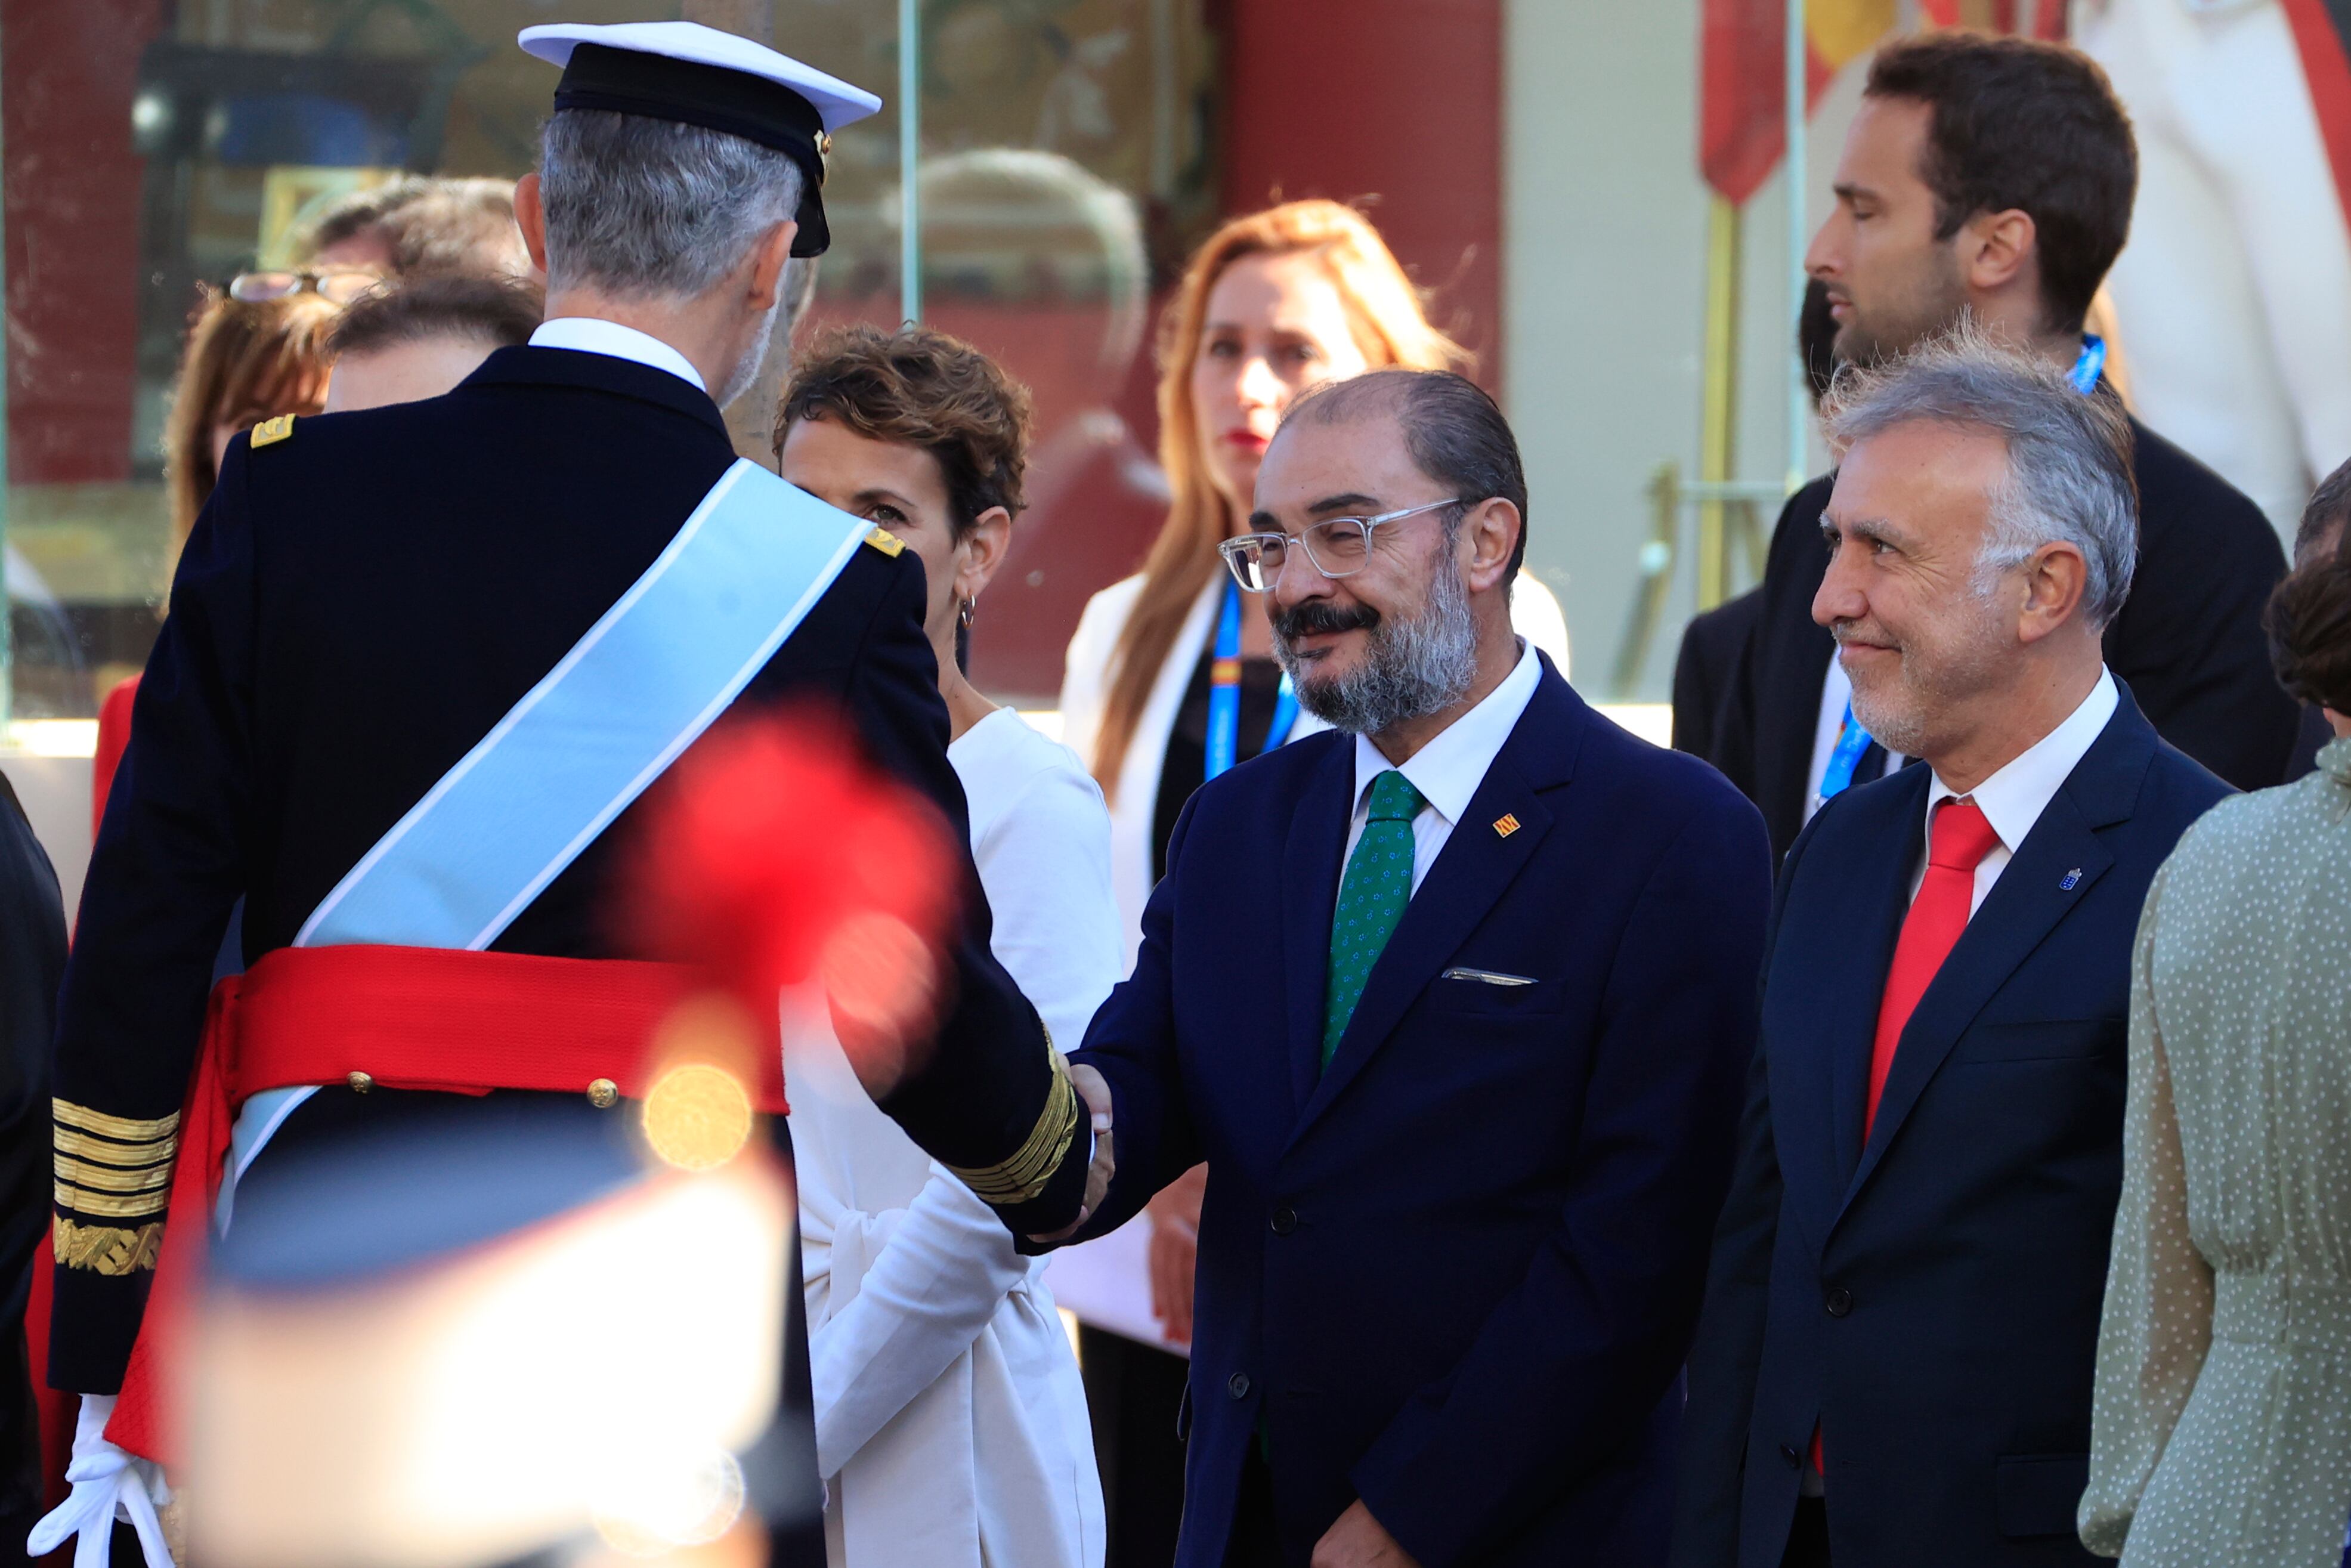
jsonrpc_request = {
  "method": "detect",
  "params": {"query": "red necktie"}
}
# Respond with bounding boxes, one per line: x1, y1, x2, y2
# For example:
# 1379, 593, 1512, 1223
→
1812, 797, 2000, 1480
1867, 796, 2002, 1132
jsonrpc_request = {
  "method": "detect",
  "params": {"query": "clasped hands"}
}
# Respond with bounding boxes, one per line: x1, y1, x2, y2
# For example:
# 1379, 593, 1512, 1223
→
1028, 1061, 1115, 1245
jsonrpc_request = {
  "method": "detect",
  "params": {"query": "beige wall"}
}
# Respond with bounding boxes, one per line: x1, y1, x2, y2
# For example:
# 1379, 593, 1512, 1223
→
1504, 1, 1860, 700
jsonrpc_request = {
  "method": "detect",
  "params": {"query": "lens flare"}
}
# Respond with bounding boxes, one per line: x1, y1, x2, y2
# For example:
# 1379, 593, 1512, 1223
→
643, 1064, 754, 1171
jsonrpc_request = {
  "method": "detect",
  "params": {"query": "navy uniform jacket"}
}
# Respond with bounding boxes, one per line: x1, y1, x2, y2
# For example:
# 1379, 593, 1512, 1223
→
1068, 659, 1771, 1567
48, 345, 1082, 1392
1713, 415, 2294, 858
1672, 685, 2229, 1567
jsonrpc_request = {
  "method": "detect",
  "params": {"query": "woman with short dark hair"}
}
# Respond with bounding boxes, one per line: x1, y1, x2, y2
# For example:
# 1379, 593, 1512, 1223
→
774, 323, 1110, 1568
2081, 467, 2351, 1566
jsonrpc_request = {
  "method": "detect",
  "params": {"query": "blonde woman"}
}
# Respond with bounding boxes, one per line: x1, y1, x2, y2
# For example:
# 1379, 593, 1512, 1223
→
1049, 199, 1567, 1560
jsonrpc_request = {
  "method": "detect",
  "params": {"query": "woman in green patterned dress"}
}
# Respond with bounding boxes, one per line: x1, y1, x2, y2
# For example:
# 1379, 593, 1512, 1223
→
2081, 466, 2351, 1566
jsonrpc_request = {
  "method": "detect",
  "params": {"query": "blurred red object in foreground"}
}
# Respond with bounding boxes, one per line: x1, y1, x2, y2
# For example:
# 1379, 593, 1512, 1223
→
625, 713, 961, 1064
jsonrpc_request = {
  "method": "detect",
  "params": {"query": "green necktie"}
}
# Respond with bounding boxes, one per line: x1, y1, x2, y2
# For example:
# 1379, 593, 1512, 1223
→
1323, 769, 1425, 1067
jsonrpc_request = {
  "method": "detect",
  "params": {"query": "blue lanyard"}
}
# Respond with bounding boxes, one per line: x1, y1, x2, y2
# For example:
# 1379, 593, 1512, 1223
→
1818, 703, 1874, 803
1204, 581, 1299, 781
2068, 334, 2106, 395
1822, 335, 2106, 803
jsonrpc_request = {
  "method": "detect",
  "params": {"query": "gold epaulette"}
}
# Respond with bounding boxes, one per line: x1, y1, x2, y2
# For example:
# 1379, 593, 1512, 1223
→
946, 1041, 1079, 1208
863, 526, 906, 558
51, 1097, 179, 1272
249, 413, 296, 448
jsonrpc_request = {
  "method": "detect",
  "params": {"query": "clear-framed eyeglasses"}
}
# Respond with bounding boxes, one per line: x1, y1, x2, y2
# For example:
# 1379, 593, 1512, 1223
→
227, 268, 382, 307
1216, 497, 1467, 593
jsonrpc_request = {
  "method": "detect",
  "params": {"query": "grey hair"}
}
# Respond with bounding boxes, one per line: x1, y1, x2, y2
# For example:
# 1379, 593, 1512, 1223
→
1823, 320, 2139, 630
538, 109, 804, 299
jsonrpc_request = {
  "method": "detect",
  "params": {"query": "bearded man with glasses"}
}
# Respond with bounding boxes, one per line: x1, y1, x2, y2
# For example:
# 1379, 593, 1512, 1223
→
1031, 367, 1772, 1568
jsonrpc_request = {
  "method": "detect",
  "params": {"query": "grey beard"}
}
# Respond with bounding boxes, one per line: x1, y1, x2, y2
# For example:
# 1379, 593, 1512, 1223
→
1279, 563, 1479, 735
715, 290, 787, 407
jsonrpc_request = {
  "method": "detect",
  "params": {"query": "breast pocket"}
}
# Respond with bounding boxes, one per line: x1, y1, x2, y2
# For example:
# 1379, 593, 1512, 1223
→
1427, 969, 1567, 1018
1960, 1017, 2121, 1063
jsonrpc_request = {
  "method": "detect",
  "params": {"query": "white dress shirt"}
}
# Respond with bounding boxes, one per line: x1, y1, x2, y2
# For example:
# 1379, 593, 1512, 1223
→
1342, 638, 1543, 898
1914, 667, 2119, 915
528, 317, 707, 392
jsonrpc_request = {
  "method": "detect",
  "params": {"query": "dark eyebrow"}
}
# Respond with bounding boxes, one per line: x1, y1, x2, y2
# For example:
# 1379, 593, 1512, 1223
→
1246, 509, 1280, 531
1821, 511, 1902, 550
1307, 492, 1382, 516
849, 487, 917, 511
1833, 181, 1880, 206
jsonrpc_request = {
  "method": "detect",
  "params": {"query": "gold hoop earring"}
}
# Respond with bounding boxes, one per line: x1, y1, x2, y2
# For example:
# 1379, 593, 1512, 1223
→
958, 596, 977, 629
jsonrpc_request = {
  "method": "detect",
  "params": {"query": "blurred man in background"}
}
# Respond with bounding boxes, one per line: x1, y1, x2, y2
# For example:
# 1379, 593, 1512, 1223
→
299, 176, 533, 278
1710, 32, 2297, 858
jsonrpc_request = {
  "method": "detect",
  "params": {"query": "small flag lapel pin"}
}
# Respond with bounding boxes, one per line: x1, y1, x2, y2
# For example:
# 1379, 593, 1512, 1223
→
2059, 867, 2082, 890
1492, 813, 1520, 838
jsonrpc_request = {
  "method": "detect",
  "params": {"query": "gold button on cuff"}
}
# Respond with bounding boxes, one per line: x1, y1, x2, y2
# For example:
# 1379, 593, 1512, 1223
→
347, 1071, 374, 1093
587, 1078, 620, 1109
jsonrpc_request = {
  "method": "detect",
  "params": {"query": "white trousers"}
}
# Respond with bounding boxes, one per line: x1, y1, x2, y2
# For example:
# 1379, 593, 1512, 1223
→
2075, 0, 2351, 544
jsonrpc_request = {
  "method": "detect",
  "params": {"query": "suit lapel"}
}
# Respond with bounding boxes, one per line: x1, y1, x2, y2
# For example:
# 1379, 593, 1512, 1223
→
1289, 667, 1583, 1140
1280, 740, 1357, 1114
1824, 790, 1922, 1196
1837, 693, 2155, 1217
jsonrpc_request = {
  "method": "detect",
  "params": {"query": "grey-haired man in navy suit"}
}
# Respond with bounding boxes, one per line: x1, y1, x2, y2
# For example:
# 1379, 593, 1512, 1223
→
1672, 329, 2231, 1568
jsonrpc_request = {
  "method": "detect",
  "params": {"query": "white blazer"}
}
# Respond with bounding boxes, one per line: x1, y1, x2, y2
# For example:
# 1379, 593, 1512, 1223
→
1059, 570, 1572, 964
793, 711, 1115, 1568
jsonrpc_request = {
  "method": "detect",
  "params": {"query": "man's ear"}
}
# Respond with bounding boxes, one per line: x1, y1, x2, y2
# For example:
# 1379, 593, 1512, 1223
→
514, 172, 550, 275
1959, 206, 2037, 301
1462, 498, 1521, 595
2015, 539, 2089, 644
746, 220, 800, 310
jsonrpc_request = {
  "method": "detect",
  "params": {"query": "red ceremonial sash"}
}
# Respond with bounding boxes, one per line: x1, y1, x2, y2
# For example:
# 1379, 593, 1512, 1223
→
106, 944, 784, 1462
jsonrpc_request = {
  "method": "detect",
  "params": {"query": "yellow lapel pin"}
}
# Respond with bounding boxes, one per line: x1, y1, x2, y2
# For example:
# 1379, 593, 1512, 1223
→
1492, 813, 1520, 839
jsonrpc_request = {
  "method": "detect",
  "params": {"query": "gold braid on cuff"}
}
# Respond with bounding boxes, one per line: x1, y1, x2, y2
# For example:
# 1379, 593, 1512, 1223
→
54, 1217, 164, 1274
946, 1047, 1079, 1208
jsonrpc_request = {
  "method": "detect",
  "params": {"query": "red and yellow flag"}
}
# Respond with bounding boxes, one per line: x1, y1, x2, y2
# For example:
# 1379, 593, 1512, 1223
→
1700, 0, 2068, 205
2280, 0, 2351, 225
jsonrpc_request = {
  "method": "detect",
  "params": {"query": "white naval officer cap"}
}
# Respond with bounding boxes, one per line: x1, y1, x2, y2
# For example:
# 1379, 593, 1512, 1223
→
518, 20, 883, 258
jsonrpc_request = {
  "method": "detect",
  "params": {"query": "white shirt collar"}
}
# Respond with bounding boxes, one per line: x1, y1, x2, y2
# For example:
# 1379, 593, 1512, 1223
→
1351, 639, 1543, 826
1925, 667, 2118, 853
528, 317, 708, 392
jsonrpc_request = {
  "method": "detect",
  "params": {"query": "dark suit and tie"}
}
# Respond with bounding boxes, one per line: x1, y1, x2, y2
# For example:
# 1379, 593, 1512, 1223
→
1672, 681, 2229, 1567
1069, 647, 1771, 1567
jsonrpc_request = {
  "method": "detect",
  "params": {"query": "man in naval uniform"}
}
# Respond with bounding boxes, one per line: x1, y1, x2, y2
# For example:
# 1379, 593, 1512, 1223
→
32, 22, 1093, 1567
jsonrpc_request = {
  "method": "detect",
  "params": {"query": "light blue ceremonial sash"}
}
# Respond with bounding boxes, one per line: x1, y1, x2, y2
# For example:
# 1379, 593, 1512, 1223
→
222, 459, 871, 1218
298, 457, 871, 950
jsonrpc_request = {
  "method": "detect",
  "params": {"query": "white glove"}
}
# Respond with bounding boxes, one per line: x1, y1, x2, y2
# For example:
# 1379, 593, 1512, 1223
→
24, 1394, 176, 1568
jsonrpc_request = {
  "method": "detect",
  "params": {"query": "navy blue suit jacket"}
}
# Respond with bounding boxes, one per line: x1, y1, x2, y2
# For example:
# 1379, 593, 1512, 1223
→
1672, 685, 2230, 1568
1070, 658, 1771, 1567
